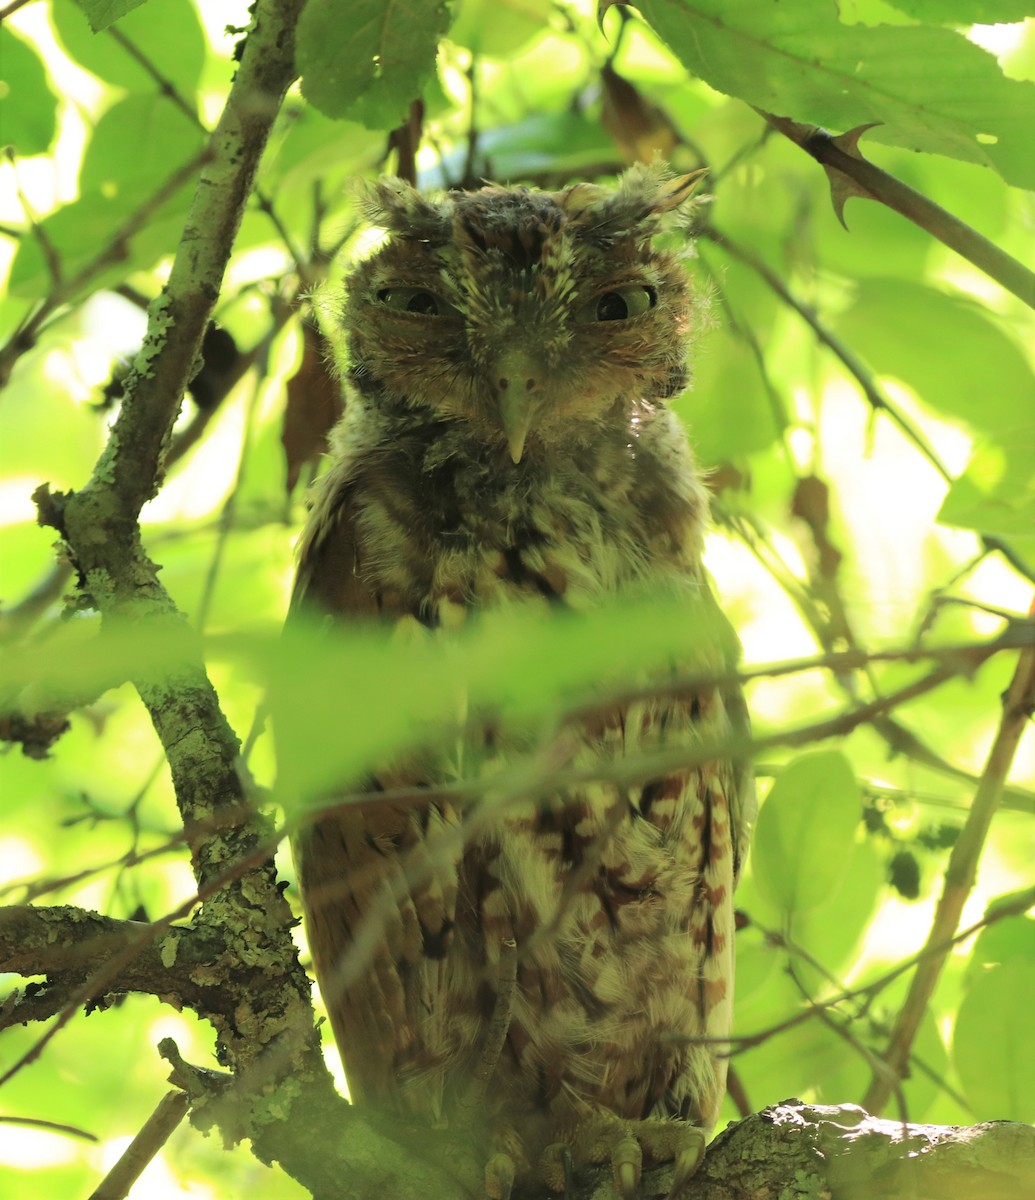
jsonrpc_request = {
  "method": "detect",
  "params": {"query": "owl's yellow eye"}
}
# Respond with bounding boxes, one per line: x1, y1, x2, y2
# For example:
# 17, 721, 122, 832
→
377, 287, 443, 315
578, 285, 658, 323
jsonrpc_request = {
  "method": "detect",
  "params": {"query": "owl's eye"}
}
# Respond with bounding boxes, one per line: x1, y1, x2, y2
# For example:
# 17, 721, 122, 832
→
579, 285, 658, 323
377, 288, 442, 315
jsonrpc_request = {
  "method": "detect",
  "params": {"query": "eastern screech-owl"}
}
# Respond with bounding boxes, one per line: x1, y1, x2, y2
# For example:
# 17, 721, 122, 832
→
290, 163, 753, 1199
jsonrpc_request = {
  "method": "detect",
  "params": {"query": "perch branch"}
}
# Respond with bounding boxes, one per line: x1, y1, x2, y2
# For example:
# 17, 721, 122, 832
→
679, 1102, 1035, 1200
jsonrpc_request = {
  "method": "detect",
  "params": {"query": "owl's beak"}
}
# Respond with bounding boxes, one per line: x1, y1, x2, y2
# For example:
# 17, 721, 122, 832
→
494, 349, 542, 464
499, 391, 534, 464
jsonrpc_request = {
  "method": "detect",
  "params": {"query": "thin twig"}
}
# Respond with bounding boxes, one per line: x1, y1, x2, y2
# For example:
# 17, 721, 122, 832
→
701, 226, 950, 482
718, 888, 1035, 1055
0, 147, 211, 385
3, 147, 62, 286
0, 0, 34, 20
106, 27, 199, 122
862, 602, 1035, 1113
108, 23, 309, 272
88, 1091, 189, 1200
703, 225, 1035, 584
0, 1115, 98, 1141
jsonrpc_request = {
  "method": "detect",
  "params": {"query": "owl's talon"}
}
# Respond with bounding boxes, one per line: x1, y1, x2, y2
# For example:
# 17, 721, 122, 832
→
484, 1150, 516, 1200
667, 1126, 707, 1197
612, 1130, 642, 1199
539, 1142, 573, 1194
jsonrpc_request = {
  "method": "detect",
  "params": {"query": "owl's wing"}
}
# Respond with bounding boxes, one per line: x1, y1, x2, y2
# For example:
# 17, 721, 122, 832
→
721, 680, 756, 885
288, 479, 461, 1115
289, 473, 377, 618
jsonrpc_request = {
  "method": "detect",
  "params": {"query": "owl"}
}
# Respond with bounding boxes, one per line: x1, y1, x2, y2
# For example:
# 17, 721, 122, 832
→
289, 162, 753, 1199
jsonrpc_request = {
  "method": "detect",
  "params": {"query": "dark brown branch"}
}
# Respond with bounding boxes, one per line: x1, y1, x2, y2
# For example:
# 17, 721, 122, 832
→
0, 0, 35, 19
757, 109, 1035, 309
0, 1115, 98, 1141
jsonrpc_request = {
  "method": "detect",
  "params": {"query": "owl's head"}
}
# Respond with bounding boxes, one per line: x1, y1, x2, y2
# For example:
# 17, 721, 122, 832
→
341, 162, 702, 463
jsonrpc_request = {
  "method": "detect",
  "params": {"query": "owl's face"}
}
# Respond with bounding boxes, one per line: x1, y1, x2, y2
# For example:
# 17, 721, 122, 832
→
341, 164, 699, 462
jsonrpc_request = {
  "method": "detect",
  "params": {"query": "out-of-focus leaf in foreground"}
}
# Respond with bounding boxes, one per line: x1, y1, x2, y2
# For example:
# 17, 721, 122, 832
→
271, 591, 742, 804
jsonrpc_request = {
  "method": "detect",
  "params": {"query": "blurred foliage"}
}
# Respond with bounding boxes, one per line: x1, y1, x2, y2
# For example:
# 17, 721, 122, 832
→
1, 0, 1033, 1197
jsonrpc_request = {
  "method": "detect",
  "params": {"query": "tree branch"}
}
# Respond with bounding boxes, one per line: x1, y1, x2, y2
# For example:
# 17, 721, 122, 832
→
681, 1102, 1035, 1200
20, 1, 354, 1193
863, 604, 1035, 1113
756, 109, 1035, 309
87, 1091, 189, 1200
702, 225, 1035, 585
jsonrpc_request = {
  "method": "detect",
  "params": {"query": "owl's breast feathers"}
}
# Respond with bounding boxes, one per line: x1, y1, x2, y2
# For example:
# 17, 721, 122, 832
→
291, 398, 751, 1143
293, 395, 708, 621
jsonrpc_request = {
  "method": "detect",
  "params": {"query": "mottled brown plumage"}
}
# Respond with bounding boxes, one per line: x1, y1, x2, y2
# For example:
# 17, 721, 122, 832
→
290, 163, 753, 1198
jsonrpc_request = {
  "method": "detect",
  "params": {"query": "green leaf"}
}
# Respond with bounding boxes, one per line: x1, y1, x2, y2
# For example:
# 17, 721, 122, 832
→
0, 350, 106, 482
789, 838, 884, 981
937, 440, 1035, 565
8, 189, 194, 300
271, 592, 741, 800
297, 0, 451, 128
76, 0, 151, 32
752, 750, 862, 916
459, 111, 615, 178
0, 28, 58, 156
260, 104, 382, 191
51, 0, 206, 96
884, 1, 1035, 21
833, 278, 1035, 442
965, 914, 1035, 986
678, 326, 783, 465
634, 0, 1035, 188
984, 888, 1035, 922
78, 93, 204, 200
8, 94, 203, 299
954, 959, 1035, 1120
449, 0, 551, 56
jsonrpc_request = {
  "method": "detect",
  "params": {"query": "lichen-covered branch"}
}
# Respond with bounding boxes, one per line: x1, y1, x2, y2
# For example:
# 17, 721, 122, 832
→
0, 905, 218, 1026
5, 900, 1032, 1197
682, 1103, 1035, 1200
21, 1, 356, 1193
515, 1101, 1035, 1199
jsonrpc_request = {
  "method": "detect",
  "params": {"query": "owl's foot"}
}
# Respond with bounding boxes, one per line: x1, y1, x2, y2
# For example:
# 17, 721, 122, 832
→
540, 1116, 705, 1199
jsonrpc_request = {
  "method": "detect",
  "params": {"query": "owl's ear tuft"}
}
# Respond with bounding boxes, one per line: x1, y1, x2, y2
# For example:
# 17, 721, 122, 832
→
357, 177, 453, 243
562, 161, 706, 243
